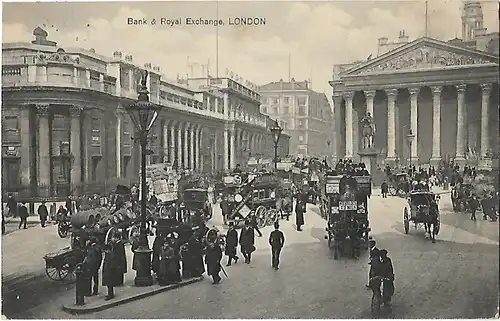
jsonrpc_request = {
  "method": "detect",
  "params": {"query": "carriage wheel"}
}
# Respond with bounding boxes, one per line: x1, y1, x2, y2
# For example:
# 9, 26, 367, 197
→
255, 206, 267, 229
266, 209, 278, 226
403, 207, 410, 234
57, 223, 69, 238
389, 186, 397, 196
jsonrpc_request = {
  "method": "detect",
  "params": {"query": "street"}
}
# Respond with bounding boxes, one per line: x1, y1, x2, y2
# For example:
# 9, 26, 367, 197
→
2, 191, 498, 319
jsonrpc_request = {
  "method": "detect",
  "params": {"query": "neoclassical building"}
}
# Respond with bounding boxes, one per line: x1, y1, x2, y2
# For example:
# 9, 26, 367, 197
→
2, 27, 289, 198
330, 3, 499, 169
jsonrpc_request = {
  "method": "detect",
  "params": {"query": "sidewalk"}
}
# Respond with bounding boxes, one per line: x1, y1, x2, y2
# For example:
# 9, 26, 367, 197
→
61, 236, 203, 315
2, 215, 55, 236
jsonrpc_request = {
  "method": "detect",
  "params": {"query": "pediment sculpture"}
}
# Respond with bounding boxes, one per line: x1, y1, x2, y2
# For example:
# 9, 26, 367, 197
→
360, 46, 494, 74
37, 52, 80, 64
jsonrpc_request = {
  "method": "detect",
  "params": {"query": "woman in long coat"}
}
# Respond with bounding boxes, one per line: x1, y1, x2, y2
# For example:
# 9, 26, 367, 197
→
295, 195, 305, 231
158, 237, 181, 285
102, 239, 120, 300
183, 234, 205, 278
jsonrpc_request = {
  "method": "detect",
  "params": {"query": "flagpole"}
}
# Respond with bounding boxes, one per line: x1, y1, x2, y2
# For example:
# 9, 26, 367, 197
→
216, 0, 219, 78
425, 0, 428, 37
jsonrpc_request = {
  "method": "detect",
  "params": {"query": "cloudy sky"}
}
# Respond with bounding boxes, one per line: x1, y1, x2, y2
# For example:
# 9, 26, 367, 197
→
3, 0, 499, 94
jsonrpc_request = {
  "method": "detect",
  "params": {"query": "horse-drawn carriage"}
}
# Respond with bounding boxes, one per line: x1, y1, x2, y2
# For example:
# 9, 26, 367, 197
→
322, 173, 372, 259
451, 183, 473, 212
389, 173, 410, 197
178, 188, 213, 223
403, 191, 441, 242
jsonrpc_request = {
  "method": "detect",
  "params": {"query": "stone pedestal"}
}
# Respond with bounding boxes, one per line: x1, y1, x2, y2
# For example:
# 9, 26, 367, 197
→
429, 157, 442, 168
358, 148, 378, 175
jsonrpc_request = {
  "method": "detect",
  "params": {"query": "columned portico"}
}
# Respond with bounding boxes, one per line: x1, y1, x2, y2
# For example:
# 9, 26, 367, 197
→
37, 104, 51, 188
409, 88, 419, 163
430, 86, 442, 165
169, 120, 176, 165
183, 123, 190, 169
480, 83, 491, 157
223, 127, 229, 170
69, 106, 82, 186
190, 124, 196, 170
230, 127, 236, 169
177, 122, 183, 168
455, 84, 467, 163
385, 89, 397, 161
344, 91, 354, 159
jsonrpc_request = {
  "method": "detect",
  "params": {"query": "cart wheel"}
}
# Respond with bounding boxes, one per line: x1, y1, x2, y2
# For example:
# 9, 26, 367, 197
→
255, 206, 267, 229
404, 207, 409, 234
435, 219, 440, 235
45, 266, 61, 281
389, 187, 397, 196
266, 209, 278, 226
57, 224, 69, 238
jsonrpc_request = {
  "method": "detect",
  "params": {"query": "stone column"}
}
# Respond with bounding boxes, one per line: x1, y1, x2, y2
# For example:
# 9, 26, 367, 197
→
223, 128, 229, 170
385, 89, 397, 161
169, 121, 176, 164
344, 91, 354, 159
82, 110, 91, 182
365, 90, 376, 116
184, 123, 190, 169
455, 84, 466, 161
430, 86, 442, 165
190, 125, 196, 170
409, 88, 419, 163
332, 94, 343, 160
116, 112, 122, 177
230, 128, 236, 169
196, 127, 202, 172
37, 104, 51, 189
177, 122, 183, 168
19, 104, 32, 187
162, 119, 169, 163
69, 106, 82, 187
480, 83, 491, 158
223, 93, 229, 119
213, 131, 218, 173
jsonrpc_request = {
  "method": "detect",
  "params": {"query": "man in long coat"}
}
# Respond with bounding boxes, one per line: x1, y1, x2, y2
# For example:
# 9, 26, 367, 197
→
102, 238, 120, 300
38, 202, 48, 227
115, 237, 127, 286
83, 239, 103, 295
205, 242, 223, 284
225, 222, 239, 266
239, 221, 256, 264
185, 234, 205, 277
295, 195, 306, 231
18, 203, 29, 230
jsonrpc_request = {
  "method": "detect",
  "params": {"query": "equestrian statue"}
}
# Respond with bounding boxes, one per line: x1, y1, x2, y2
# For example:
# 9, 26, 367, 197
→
360, 112, 376, 149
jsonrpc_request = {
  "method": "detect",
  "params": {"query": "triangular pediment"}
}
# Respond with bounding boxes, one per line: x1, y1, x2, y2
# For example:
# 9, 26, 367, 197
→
343, 37, 499, 76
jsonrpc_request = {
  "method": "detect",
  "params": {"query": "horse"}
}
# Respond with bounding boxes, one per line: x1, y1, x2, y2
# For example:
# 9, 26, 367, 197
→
423, 203, 439, 243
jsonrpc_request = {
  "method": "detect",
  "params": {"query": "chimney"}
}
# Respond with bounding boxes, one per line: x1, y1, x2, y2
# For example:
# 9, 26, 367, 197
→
291, 78, 295, 90
144, 62, 152, 69
304, 80, 308, 89
378, 37, 388, 45
153, 66, 161, 72
113, 51, 123, 59
125, 55, 133, 62
32, 26, 57, 47
398, 30, 409, 43
89, 48, 96, 53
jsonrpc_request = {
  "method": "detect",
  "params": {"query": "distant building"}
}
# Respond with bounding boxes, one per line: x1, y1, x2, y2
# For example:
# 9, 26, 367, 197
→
259, 78, 334, 159
330, 0, 499, 169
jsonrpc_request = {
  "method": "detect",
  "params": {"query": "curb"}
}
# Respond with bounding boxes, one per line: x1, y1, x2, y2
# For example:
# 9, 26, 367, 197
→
61, 276, 203, 315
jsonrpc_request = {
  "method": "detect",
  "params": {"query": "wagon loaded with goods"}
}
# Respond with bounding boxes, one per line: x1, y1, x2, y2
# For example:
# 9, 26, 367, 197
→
42, 247, 85, 283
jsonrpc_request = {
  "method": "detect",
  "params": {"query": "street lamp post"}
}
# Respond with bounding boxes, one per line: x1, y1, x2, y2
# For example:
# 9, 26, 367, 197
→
407, 129, 416, 170
269, 119, 283, 170
125, 71, 160, 287
326, 140, 331, 164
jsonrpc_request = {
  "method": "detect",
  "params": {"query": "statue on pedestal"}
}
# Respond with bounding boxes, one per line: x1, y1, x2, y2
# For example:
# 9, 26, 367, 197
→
360, 112, 376, 149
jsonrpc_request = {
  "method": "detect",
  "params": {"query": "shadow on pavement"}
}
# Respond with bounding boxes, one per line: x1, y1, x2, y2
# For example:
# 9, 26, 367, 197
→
2, 272, 74, 319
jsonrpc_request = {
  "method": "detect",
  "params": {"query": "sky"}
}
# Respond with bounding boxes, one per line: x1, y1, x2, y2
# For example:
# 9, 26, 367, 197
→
2, 0, 499, 95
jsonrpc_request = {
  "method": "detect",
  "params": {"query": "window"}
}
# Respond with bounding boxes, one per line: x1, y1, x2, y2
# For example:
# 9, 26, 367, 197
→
282, 106, 289, 114
298, 106, 306, 116
272, 106, 278, 114
297, 97, 306, 106
261, 106, 267, 113
298, 120, 304, 128
3, 116, 18, 131
272, 97, 279, 105
284, 97, 290, 104
298, 135, 304, 143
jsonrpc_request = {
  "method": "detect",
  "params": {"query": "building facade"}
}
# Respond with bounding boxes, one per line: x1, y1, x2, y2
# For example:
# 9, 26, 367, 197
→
1, 27, 289, 198
259, 79, 334, 158
330, 1, 499, 169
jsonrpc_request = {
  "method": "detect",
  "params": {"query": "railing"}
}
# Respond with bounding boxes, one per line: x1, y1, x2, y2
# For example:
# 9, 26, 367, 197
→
1, 179, 139, 202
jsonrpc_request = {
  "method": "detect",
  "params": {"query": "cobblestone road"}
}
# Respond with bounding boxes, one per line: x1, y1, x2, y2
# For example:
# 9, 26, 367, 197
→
2, 191, 498, 319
